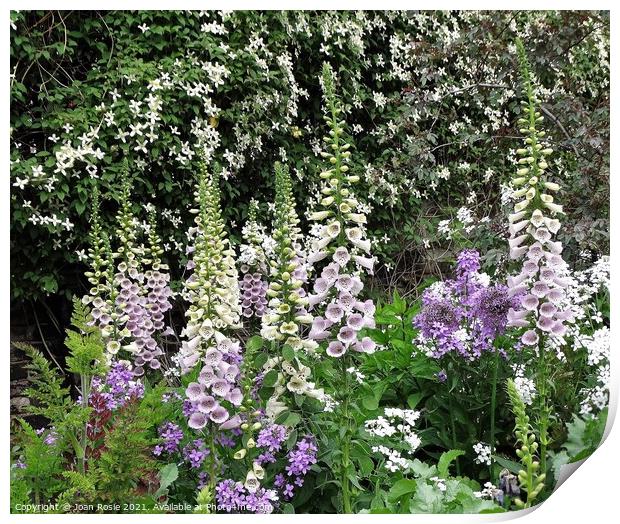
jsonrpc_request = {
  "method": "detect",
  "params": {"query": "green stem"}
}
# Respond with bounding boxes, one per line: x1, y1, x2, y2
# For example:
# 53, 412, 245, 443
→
537, 336, 548, 475
448, 395, 461, 476
207, 428, 217, 492
489, 349, 500, 478
340, 356, 352, 514
80, 372, 91, 474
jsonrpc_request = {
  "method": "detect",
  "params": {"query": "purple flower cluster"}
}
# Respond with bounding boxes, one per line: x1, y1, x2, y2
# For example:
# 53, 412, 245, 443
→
90, 362, 144, 411
36, 427, 58, 446
115, 268, 173, 375
215, 479, 279, 514
153, 422, 184, 456
240, 272, 268, 318
507, 240, 573, 345
255, 424, 288, 465
307, 249, 376, 357
256, 424, 288, 451
414, 250, 519, 359
182, 439, 209, 468
274, 437, 317, 500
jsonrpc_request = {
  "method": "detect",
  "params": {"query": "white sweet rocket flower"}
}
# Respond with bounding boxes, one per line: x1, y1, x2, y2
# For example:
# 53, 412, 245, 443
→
474, 482, 502, 500
473, 442, 492, 465
514, 376, 537, 406
365, 407, 421, 472
430, 476, 447, 492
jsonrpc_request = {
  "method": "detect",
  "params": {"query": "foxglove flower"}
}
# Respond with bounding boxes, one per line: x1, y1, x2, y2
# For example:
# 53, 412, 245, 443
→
238, 199, 269, 320
306, 63, 376, 359
178, 161, 244, 430
506, 40, 571, 348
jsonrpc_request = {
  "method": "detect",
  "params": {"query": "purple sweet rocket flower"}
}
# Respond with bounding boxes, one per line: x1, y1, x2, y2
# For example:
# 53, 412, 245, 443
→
155, 422, 184, 454
273, 436, 318, 500
413, 250, 517, 359
215, 479, 278, 514
36, 427, 59, 446
90, 362, 144, 411
456, 249, 481, 279
183, 439, 209, 468
256, 424, 288, 452
470, 285, 521, 353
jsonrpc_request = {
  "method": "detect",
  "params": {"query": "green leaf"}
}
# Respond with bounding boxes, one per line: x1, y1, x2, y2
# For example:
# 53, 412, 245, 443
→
492, 455, 523, 475
282, 345, 295, 362
362, 395, 379, 411
407, 392, 424, 409
282, 412, 301, 428
388, 479, 417, 502
262, 369, 278, 387
253, 352, 268, 369
437, 449, 465, 478
154, 463, 179, 497
409, 481, 442, 513
246, 336, 264, 352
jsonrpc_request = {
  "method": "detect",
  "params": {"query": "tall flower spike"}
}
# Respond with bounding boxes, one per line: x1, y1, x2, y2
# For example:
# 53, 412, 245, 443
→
84, 186, 108, 307
261, 163, 312, 351
83, 185, 116, 356
507, 40, 571, 345
179, 159, 243, 430
108, 163, 172, 374
306, 63, 376, 358
260, 163, 323, 408
238, 199, 269, 321
506, 39, 574, 476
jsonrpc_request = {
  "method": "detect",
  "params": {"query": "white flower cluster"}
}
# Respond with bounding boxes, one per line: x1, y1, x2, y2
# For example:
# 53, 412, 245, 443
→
474, 482, 502, 500
346, 366, 366, 384
577, 326, 610, 416
366, 408, 422, 471
371, 445, 410, 473
512, 363, 537, 406
429, 476, 447, 492
513, 376, 537, 407
473, 442, 492, 466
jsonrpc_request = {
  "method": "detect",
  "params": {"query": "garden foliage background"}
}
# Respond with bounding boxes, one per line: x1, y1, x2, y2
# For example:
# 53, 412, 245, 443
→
10, 10, 609, 306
